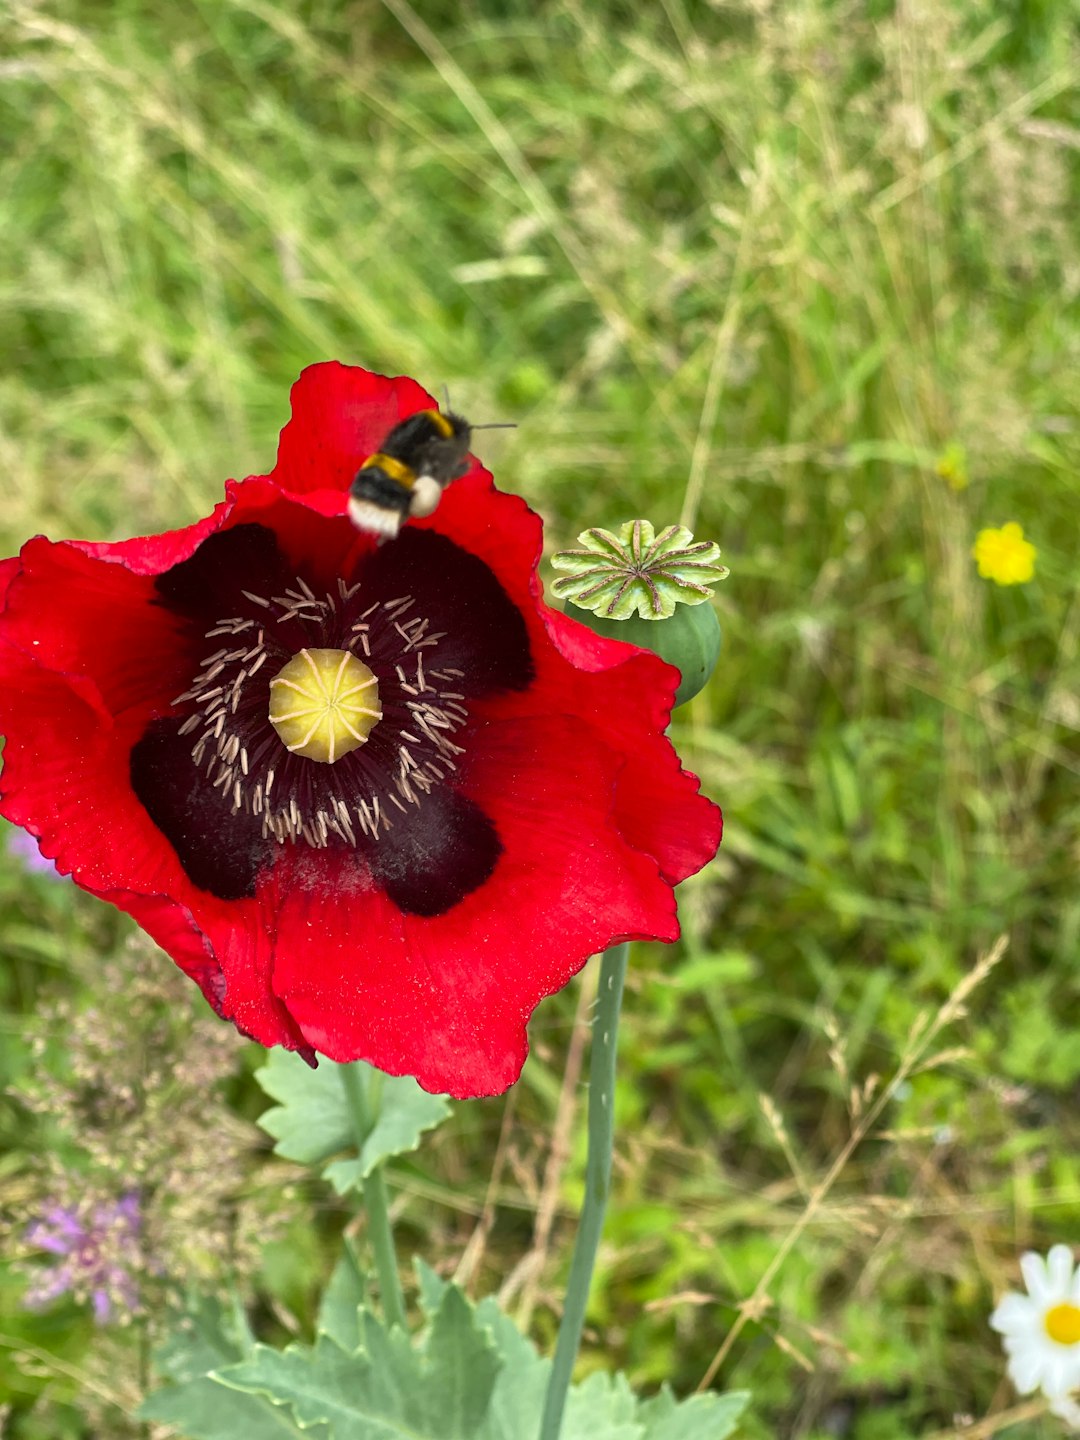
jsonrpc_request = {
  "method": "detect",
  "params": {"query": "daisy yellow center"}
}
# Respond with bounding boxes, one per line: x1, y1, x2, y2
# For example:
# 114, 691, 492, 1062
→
1046, 1303, 1080, 1347
268, 648, 381, 764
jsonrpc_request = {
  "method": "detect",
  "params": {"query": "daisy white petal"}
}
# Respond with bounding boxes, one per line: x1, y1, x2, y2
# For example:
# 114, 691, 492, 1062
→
1043, 1350, 1080, 1399
1048, 1246, 1076, 1296
1006, 1344, 1046, 1394
1021, 1251, 1053, 1303
990, 1293, 1039, 1333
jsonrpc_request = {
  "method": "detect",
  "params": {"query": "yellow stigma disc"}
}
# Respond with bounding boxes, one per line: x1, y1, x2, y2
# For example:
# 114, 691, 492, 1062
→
268, 648, 381, 764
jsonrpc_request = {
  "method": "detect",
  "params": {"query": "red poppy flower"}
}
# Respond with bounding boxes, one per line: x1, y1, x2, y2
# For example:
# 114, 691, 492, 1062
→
0, 363, 720, 1097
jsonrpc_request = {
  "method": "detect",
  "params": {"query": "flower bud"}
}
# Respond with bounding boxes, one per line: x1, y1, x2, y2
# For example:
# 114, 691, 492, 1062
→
551, 520, 727, 707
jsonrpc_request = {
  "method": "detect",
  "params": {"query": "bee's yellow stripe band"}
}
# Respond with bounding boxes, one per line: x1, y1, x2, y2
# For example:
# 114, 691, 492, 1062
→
423, 409, 455, 439
361, 452, 415, 487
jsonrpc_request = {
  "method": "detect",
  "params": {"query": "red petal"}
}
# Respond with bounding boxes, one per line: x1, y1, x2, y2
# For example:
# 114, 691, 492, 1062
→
0, 545, 310, 1056
0, 555, 21, 611
1, 538, 194, 719
540, 609, 721, 883
61, 478, 374, 602
65, 479, 349, 573
267, 716, 678, 1097
273, 361, 437, 497
69, 498, 233, 576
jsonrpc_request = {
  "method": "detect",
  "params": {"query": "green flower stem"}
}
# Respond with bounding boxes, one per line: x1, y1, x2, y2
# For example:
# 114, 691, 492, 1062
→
338, 1061, 408, 1333
538, 941, 629, 1440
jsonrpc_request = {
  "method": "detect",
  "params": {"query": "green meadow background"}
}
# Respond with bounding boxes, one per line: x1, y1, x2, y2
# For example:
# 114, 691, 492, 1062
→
1, 0, 1078, 1435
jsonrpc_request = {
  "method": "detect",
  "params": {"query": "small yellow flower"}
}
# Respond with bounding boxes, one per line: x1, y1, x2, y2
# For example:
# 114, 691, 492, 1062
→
972, 522, 1036, 586
935, 443, 969, 491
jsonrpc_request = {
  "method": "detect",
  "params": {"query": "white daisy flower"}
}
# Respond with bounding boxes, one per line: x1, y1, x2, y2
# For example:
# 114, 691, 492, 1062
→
991, 1245, 1080, 1401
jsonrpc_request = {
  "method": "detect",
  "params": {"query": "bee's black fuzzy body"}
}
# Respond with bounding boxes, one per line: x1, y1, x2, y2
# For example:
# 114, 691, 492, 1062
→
348, 409, 472, 539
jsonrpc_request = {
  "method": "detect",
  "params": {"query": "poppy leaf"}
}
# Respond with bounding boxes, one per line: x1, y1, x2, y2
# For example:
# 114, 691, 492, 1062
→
217, 1287, 500, 1440
636, 1388, 750, 1440
255, 1050, 450, 1187
139, 1296, 305, 1438
316, 1240, 367, 1353
146, 1275, 750, 1440
413, 1262, 750, 1440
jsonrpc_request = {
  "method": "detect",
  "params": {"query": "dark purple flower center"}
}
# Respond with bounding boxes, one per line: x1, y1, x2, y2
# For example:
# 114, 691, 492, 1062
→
131, 522, 533, 916
173, 577, 470, 848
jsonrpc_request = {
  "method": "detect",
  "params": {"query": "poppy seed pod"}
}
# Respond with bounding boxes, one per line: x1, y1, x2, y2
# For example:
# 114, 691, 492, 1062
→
565, 601, 722, 709
551, 520, 727, 707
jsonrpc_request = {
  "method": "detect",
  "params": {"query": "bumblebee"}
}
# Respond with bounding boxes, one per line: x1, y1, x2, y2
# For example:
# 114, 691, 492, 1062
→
348, 409, 475, 539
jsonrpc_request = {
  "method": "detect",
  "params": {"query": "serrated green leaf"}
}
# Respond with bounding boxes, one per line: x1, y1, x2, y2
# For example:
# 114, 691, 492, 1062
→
219, 1286, 500, 1440
561, 1371, 640, 1440
140, 1380, 311, 1440
317, 1241, 367, 1351
255, 1050, 450, 1185
414, 1256, 447, 1317
637, 1385, 750, 1440
472, 1296, 642, 1440
139, 1297, 309, 1439
217, 1329, 408, 1440
255, 1049, 352, 1164
472, 1286, 748, 1440
319, 1156, 369, 1194
145, 1296, 247, 1385
473, 1295, 552, 1439
323, 1073, 451, 1191
152, 1276, 751, 1440
419, 1287, 502, 1438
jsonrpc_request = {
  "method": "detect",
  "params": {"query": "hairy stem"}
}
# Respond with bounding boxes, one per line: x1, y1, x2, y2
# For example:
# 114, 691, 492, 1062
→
538, 941, 629, 1440
338, 1061, 408, 1332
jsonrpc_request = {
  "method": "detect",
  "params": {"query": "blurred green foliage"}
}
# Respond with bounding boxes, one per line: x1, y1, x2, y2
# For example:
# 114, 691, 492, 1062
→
0, 0, 1078, 1435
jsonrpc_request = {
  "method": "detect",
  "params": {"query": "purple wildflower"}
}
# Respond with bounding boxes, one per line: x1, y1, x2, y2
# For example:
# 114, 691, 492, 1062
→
24, 1193, 141, 1324
6, 826, 62, 878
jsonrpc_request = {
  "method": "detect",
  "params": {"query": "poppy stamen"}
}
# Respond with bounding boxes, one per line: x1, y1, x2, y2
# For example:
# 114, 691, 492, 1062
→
172, 578, 469, 850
